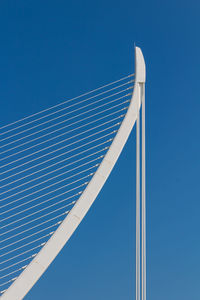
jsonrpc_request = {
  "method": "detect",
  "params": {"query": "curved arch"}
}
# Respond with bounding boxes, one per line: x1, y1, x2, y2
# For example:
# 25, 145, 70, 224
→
1, 46, 146, 300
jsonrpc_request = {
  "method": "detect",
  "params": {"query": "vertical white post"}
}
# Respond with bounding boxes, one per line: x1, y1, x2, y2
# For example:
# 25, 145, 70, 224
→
141, 83, 146, 300
135, 46, 146, 300
136, 100, 140, 300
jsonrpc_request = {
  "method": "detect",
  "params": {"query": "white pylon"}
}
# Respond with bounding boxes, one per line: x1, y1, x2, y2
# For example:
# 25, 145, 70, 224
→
135, 46, 146, 300
141, 82, 146, 300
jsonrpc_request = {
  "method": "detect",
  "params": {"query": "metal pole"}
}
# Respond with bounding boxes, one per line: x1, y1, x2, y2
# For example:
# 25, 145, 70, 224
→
141, 83, 146, 300
136, 92, 140, 300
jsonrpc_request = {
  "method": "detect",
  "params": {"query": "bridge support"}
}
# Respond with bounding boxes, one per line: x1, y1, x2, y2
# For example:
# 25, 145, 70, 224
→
136, 66, 146, 300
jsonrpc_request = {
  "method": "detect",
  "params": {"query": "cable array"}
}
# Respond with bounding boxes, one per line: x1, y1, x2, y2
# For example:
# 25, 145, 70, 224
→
0, 73, 134, 294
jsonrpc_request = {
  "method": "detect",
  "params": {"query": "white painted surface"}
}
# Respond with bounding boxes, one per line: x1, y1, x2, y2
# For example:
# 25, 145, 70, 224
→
1, 47, 146, 300
136, 101, 140, 300
141, 82, 146, 300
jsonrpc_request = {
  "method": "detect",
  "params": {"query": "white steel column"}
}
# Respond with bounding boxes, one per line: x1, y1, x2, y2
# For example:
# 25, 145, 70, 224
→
136, 98, 140, 300
141, 83, 146, 300
135, 46, 146, 300
136, 84, 146, 300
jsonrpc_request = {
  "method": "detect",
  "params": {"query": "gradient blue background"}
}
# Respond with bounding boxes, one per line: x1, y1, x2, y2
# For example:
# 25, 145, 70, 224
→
0, 0, 200, 299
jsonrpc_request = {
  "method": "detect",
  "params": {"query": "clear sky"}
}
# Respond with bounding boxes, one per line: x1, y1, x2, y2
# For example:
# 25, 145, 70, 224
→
0, 0, 200, 299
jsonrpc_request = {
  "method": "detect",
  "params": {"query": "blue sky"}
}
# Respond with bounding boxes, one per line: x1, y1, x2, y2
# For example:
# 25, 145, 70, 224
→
0, 0, 200, 299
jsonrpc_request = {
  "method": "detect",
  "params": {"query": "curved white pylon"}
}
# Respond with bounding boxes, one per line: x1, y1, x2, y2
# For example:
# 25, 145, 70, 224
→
1, 47, 146, 300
